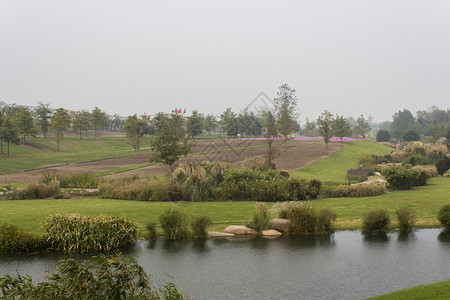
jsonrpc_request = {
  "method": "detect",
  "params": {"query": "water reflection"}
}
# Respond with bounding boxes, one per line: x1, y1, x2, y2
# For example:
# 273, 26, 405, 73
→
191, 240, 209, 253
437, 229, 450, 242
362, 232, 390, 243
397, 231, 416, 242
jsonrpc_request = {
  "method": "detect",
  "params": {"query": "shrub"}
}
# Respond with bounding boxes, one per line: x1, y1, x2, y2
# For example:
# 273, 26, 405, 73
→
324, 184, 386, 198
381, 165, 415, 190
190, 215, 211, 239
272, 201, 316, 234
437, 204, 450, 229
362, 210, 391, 233
146, 222, 157, 240
316, 209, 337, 234
0, 254, 187, 299
243, 157, 276, 172
411, 167, 430, 186
8, 182, 61, 199
404, 154, 427, 166
43, 214, 138, 253
247, 202, 270, 233
395, 207, 416, 231
402, 130, 420, 142
0, 224, 48, 253
98, 178, 168, 201
359, 153, 377, 167
42, 172, 99, 188
347, 169, 369, 182
159, 209, 189, 240
436, 156, 450, 176
376, 129, 390, 142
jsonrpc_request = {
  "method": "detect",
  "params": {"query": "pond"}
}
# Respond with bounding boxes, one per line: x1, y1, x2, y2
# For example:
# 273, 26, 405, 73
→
1, 229, 449, 299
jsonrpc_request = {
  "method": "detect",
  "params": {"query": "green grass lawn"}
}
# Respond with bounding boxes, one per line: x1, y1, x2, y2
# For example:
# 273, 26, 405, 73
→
290, 140, 395, 183
367, 280, 450, 300
1, 177, 448, 234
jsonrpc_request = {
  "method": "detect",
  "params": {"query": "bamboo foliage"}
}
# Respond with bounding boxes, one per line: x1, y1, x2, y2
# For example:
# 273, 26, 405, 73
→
43, 214, 138, 253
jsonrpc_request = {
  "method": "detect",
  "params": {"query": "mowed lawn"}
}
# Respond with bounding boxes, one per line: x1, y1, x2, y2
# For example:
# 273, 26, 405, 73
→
1, 177, 448, 234
290, 140, 395, 183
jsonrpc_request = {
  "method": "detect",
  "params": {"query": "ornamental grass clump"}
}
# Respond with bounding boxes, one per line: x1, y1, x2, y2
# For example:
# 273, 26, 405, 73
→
395, 207, 416, 231
362, 209, 391, 233
43, 214, 138, 253
247, 202, 270, 234
0, 254, 188, 299
190, 216, 211, 239
346, 169, 369, 182
273, 201, 317, 234
437, 204, 450, 229
159, 209, 189, 240
0, 224, 48, 253
42, 172, 99, 188
316, 209, 337, 234
8, 182, 61, 200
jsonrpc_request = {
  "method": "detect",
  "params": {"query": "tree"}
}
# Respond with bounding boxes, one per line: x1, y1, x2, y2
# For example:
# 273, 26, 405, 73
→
391, 109, 418, 139
402, 130, 420, 142
274, 84, 298, 147
354, 115, 371, 139
303, 117, 317, 137
376, 129, 390, 142
150, 124, 185, 170
220, 108, 238, 138
317, 110, 334, 153
71, 110, 91, 139
204, 114, 218, 135
123, 114, 146, 155
50, 108, 71, 153
428, 124, 445, 144
0, 115, 20, 156
263, 110, 279, 169
186, 110, 204, 138
332, 114, 351, 142
91, 107, 108, 139
15, 107, 38, 144
34, 102, 52, 138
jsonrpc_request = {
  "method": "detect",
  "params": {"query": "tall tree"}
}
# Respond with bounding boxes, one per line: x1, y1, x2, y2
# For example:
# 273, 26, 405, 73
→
317, 110, 334, 153
354, 115, 371, 139
15, 107, 38, 144
220, 108, 238, 138
263, 110, 279, 169
34, 102, 52, 138
150, 124, 185, 170
0, 115, 20, 156
332, 114, 351, 142
391, 109, 418, 139
186, 110, 205, 138
71, 110, 91, 139
274, 84, 298, 147
204, 114, 218, 135
91, 107, 108, 139
50, 108, 71, 153
303, 117, 317, 137
123, 114, 146, 155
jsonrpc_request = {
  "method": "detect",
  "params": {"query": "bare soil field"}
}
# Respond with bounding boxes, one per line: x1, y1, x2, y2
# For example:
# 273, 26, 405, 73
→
0, 139, 342, 184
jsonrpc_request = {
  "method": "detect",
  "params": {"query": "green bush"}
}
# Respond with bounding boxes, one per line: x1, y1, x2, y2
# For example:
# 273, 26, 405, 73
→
146, 222, 157, 240
436, 156, 450, 176
247, 202, 270, 233
0, 224, 48, 253
404, 154, 427, 166
324, 184, 386, 198
159, 209, 189, 240
98, 178, 167, 201
346, 169, 369, 182
395, 207, 416, 231
8, 182, 61, 199
274, 201, 317, 234
190, 215, 211, 239
411, 167, 430, 186
43, 214, 138, 253
316, 209, 337, 234
0, 254, 187, 299
362, 209, 391, 233
437, 204, 450, 229
42, 172, 99, 188
381, 165, 416, 190
376, 129, 390, 142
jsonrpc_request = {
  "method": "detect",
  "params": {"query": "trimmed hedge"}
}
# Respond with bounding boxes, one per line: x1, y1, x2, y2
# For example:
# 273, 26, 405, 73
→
324, 184, 386, 198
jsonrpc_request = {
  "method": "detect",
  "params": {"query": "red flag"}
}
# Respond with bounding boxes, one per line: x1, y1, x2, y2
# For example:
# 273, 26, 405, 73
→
176, 108, 182, 114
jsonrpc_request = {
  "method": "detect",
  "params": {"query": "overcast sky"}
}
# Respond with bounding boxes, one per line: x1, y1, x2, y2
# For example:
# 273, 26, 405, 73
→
1, 0, 449, 122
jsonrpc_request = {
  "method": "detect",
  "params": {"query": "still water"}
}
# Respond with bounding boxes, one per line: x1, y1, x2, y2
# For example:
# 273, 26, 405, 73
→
1, 229, 449, 300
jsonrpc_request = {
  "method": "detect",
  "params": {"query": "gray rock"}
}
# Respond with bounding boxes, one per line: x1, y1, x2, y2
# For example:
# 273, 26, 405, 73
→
224, 225, 258, 235
208, 231, 235, 238
269, 219, 291, 232
262, 229, 282, 236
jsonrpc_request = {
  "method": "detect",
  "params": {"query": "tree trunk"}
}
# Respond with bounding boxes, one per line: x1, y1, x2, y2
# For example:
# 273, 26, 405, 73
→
1, 139, 3, 154
7, 141, 10, 156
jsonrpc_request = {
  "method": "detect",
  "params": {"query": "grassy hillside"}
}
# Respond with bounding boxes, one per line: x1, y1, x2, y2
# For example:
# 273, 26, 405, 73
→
290, 140, 395, 183
367, 280, 450, 300
0, 135, 151, 174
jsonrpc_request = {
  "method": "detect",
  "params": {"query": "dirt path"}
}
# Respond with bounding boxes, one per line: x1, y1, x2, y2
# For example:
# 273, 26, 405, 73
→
0, 139, 343, 184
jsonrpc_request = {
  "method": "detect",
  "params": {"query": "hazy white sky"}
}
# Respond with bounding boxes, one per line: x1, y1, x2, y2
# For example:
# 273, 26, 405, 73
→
1, 0, 449, 122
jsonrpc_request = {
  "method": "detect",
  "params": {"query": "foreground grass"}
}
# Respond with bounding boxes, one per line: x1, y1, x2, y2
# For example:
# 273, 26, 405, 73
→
290, 140, 394, 183
1, 177, 448, 235
367, 280, 450, 300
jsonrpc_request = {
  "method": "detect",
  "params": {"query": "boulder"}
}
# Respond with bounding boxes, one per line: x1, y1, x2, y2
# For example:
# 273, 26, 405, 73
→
208, 231, 235, 238
262, 229, 282, 236
269, 219, 291, 232
224, 225, 258, 235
